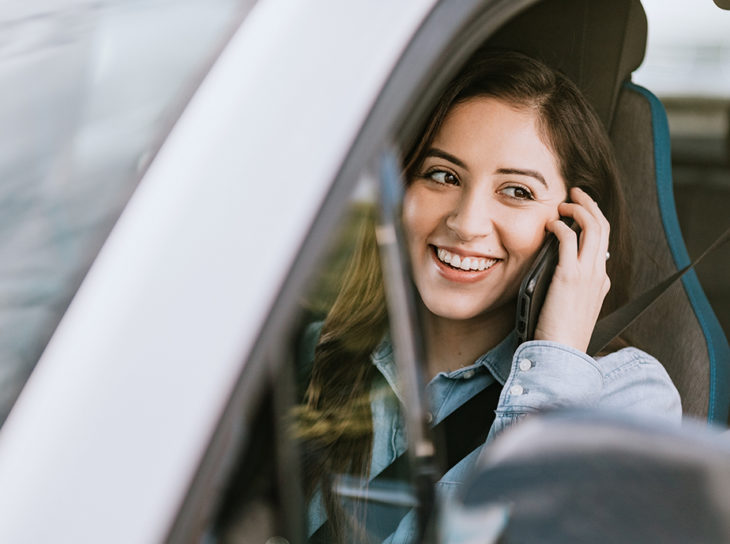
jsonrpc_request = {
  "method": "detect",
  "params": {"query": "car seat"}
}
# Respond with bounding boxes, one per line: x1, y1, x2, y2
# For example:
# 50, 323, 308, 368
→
481, 0, 730, 423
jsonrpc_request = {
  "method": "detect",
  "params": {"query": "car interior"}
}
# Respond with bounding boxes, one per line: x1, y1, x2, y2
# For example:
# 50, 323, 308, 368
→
186, 0, 730, 542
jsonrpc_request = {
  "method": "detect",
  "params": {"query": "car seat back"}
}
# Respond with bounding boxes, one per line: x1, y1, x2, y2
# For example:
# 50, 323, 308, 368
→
611, 82, 730, 421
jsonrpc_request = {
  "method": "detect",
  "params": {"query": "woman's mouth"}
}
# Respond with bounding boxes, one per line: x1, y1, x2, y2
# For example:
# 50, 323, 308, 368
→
428, 245, 501, 283
433, 246, 499, 271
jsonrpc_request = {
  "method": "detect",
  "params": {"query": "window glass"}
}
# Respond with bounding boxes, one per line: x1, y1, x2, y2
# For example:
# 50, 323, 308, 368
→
0, 0, 247, 424
212, 177, 420, 544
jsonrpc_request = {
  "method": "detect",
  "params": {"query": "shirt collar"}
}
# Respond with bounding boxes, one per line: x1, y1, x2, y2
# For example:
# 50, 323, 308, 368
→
371, 335, 402, 403
371, 330, 519, 394
475, 330, 519, 385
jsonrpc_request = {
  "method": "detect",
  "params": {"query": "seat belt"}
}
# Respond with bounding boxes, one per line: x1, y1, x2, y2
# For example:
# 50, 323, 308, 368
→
309, 380, 500, 543
378, 379, 502, 481
588, 226, 730, 356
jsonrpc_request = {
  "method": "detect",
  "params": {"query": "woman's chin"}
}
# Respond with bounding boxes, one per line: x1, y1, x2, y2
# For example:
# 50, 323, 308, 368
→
420, 293, 516, 325
422, 300, 490, 323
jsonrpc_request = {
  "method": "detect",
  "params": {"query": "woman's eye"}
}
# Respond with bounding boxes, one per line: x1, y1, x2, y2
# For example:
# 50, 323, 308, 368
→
502, 186, 534, 200
426, 170, 459, 185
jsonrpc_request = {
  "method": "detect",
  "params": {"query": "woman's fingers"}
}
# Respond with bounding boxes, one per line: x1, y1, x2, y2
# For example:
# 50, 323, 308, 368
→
557, 188, 610, 263
557, 203, 605, 267
533, 187, 612, 352
570, 187, 610, 247
545, 218, 578, 267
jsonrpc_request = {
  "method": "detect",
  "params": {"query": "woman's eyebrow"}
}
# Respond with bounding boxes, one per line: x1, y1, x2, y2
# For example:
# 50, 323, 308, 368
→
425, 147, 467, 169
496, 167, 547, 188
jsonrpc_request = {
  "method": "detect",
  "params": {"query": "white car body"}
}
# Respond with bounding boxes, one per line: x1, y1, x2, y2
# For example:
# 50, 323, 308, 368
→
0, 1, 436, 541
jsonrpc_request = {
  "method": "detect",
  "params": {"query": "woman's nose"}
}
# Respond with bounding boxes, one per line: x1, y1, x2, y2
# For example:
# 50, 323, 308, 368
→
445, 190, 494, 241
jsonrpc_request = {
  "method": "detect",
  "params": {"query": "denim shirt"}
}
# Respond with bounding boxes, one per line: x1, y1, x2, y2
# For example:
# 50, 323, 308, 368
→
303, 323, 682, 542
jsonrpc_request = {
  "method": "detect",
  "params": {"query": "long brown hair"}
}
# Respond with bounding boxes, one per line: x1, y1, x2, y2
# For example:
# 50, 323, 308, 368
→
296, 210, 387, 538
298, 51, 632, 537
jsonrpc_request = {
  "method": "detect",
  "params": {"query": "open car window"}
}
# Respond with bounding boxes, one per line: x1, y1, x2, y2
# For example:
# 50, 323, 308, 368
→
0, 0, 248, 425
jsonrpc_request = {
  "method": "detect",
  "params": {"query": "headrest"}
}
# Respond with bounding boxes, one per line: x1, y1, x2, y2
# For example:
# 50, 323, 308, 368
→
481, 0, 647, 129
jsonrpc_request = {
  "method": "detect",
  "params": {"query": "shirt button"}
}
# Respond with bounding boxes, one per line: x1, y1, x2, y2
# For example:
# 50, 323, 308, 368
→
510, 384, 524, 396
425, 411, 434, 424
462, 370, 475, 379
518, 358, 532, 371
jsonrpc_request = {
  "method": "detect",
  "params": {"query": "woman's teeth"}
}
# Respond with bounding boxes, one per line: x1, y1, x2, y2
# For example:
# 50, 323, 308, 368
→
436, 247, 497, 271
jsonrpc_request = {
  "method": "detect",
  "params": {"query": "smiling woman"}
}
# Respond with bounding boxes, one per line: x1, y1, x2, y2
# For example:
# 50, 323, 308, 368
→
296, 51, 682, 543
403, 97, 569, 373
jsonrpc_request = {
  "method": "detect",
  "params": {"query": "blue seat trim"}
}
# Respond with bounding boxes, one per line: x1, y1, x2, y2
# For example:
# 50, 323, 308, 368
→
625, 82, 730, 424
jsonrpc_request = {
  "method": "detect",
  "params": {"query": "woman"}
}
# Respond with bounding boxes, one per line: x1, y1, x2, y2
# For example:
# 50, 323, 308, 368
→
297, 51, 682, 543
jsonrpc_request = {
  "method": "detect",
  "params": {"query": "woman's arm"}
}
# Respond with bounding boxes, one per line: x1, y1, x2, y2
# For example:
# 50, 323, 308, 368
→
488, 340, 681, 441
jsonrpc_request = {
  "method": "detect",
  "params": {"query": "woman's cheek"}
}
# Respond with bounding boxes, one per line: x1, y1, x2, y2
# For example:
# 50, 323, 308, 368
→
403, 186, 448, 240
504, 217, 548, 260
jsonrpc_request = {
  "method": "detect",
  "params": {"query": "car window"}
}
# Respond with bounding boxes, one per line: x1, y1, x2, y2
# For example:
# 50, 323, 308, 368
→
0, 0, 248, 425
207, 175, 421, 543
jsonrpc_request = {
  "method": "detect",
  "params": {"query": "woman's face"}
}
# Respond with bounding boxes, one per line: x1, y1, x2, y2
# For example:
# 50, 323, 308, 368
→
403, 96, 568, 323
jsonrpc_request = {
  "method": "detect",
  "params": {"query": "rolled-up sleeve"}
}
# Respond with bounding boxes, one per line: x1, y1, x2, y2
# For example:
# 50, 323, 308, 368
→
597, 347, 682, 420
488, 341, 681, 440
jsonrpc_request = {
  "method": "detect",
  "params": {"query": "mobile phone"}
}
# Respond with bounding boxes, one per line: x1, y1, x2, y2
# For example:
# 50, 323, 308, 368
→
515, 219, 580, 344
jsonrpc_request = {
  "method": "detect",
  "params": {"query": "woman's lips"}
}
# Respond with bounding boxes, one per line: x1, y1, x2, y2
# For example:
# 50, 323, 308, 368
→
430, 245, 500, 283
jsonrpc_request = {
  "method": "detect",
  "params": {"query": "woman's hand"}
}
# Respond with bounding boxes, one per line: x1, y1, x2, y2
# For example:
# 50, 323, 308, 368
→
533, 187, 611, 353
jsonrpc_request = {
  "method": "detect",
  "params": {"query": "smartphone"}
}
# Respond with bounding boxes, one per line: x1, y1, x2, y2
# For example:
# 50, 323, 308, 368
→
515, 219, 579, 344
